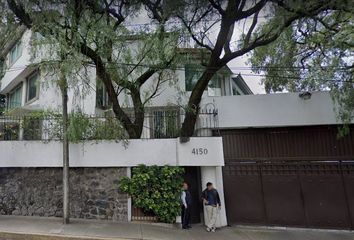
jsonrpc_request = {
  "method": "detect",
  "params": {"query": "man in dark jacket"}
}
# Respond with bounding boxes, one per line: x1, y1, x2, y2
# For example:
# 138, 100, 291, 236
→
181, 182, 192, 229
202, 182, 221, 232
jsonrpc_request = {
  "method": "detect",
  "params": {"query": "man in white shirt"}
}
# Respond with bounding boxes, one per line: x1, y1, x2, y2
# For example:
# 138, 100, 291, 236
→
180, 182, 192, 229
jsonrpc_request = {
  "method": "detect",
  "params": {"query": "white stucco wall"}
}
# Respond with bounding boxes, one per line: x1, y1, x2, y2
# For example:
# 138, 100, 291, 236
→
200, 166, 228, 227
0, 29, 98, 114
32, 67, 97, 115
0, 137, 228, 226
0, 137, 224, 167
0, 30, 32, 93
202, 91, 347, 128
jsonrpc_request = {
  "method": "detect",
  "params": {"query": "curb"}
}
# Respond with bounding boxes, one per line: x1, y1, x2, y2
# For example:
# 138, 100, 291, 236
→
232, 225, 354, 233
0, 231, 137, 240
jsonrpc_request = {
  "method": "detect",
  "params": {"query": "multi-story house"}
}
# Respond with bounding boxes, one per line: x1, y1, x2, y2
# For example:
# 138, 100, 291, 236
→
0, 28, 252, 139
1, 28, 354, 230
0, 29, 252, 115
0, 28, 252, 226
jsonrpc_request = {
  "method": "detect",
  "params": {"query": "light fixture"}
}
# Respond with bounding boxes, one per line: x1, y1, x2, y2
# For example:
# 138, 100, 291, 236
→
299, 91, 312, 100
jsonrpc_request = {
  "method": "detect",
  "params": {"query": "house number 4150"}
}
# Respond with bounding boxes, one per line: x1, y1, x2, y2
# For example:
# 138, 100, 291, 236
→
192, 148, 208, 155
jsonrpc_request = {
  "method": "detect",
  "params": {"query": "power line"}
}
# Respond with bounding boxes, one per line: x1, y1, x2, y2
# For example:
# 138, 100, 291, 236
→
123, 15, 273, 28
2, 61, 352, 85
3, 62, 352, 74
239, 73, 354, 83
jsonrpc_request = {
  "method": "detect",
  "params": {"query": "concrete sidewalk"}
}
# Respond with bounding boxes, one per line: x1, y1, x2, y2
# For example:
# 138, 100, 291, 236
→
0, 215, 353, 240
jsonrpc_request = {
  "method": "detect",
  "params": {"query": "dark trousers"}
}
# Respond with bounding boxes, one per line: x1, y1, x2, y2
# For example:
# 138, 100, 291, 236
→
181, 205, 191, 228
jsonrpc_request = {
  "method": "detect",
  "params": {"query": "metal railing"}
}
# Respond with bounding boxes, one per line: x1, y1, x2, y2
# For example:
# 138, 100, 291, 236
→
0, 109, 218, 141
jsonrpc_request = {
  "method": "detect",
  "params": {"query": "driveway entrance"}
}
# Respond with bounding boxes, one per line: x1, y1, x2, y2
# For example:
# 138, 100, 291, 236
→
220, 126, 354, 229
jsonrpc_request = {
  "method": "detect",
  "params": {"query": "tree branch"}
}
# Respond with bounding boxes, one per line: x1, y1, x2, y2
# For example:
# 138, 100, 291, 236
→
178, 15, 214, 51
208, 0, 225, 15
79, 43, 135, 132
141, 0, 164, 23
244, 10, 259, 45
6, 0, 32, 28
236, 0, 266, 21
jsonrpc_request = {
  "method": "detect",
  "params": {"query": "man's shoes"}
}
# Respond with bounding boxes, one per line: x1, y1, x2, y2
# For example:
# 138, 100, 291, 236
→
187, 225, 192, 229
206, 227, 211, 232
182, 226, 188, 230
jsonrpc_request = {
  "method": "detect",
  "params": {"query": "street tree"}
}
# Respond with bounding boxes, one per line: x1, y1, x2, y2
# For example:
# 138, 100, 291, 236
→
4, 0, 181, 139
1, 0, 179, 223
250, 7, 354, 132
2, 0, 352, 140
173, 0, 351, 137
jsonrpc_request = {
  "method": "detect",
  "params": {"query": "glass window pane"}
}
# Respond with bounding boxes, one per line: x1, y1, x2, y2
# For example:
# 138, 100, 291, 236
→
27, 73, 38, 101
96, 79, 110, 108
208, 74, 222, 96
208, 74, 220, 88
9, 42, 22, 65
185, 64, 203, 91
152, 110, 179, 138
9, 86, 22, 109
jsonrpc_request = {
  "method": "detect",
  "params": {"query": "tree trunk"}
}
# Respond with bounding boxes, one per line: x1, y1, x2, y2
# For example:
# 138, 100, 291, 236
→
61, 80, 70, 224
181, 66, 220, 137
130, 89, 145, 139
132, 109, 144, 139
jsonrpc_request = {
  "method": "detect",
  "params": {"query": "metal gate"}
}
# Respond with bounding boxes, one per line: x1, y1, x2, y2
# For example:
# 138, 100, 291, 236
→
220, 126, 354, 229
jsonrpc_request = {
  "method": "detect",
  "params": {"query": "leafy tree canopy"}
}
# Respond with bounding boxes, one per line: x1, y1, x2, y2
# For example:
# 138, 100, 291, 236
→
1, 0, 183, 138
250, 7, 354, 129
1, 0, 352, 137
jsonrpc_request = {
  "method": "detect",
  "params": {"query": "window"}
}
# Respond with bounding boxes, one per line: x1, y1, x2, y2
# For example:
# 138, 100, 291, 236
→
208, 75, 223, 97
26, 72, 39, 102
0, 59, 5, 78
185, 64, 202, 91
185, 64, 226, 96
8, 41, 22, 66
232, 86, 241, 96
8, 84, 22, 109
96, 80, 110, 109
151, 109, 180, 138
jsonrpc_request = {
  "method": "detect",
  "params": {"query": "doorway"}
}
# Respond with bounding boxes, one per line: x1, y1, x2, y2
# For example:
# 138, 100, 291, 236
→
183, 166, 202, 223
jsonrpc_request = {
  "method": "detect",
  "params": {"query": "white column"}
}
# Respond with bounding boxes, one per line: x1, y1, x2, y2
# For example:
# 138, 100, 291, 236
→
200, 166, 227, 227
18, 80, 27, 140
21, 80, 27, 106
126, 167, 132, 222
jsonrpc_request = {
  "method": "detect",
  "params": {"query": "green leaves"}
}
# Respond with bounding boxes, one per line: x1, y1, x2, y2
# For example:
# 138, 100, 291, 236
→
12, 111, 128, 142
250, 9, 354, 128
119, 164, 184, 223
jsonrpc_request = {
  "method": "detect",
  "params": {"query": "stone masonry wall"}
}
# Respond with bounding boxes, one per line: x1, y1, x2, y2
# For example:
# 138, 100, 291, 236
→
0, 168, 128, 221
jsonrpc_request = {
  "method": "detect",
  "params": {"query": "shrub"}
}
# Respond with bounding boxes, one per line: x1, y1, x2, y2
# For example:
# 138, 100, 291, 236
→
120, 164, 184, 223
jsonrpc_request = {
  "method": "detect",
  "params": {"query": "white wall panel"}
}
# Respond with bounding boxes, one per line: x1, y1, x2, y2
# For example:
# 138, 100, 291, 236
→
0, 137, 224, 167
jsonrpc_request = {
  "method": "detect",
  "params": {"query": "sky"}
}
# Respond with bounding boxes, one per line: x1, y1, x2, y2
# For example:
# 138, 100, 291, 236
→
228, 54, 266, 94
211, 17, 267, 94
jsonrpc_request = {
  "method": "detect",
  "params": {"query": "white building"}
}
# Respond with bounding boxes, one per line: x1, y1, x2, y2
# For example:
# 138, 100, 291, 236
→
1, 28, 353, 230
0, 28, 253, 227
0, 29, 252, 116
